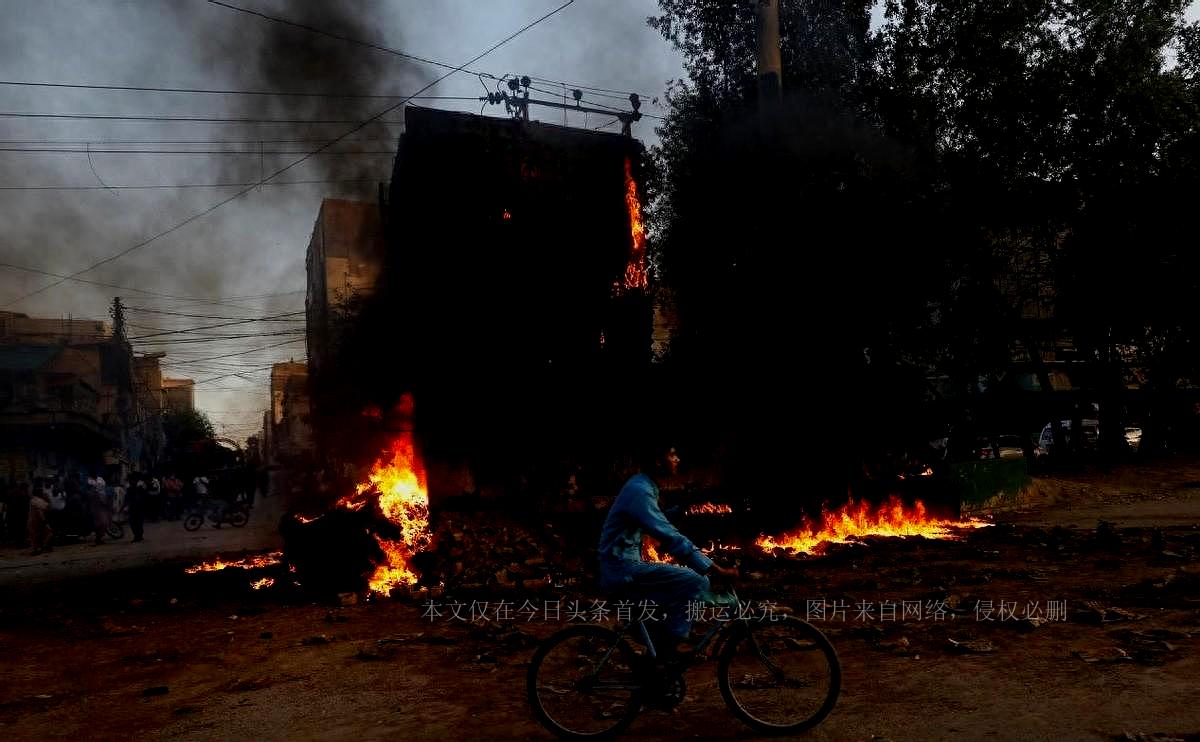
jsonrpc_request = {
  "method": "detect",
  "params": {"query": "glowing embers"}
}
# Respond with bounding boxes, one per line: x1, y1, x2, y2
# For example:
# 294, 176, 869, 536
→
184, 551, 283, 574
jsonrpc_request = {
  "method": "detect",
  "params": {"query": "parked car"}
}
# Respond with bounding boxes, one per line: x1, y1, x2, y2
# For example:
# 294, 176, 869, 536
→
974, 434, 1027, 460
1036, 419, 1100, 456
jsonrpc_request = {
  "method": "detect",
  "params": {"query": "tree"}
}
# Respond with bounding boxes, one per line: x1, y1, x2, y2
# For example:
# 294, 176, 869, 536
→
648, 0, 1200, 493
648, 0, 952, 504
161, 408, 216, 468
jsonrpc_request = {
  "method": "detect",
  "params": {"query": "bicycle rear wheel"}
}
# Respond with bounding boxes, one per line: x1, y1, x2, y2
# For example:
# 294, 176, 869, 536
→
228, 508, 248, 527
527, 625, 644, 740
717, 616, 840, 734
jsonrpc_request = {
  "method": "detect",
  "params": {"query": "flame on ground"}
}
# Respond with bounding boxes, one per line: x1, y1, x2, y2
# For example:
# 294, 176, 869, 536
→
251, 577, 275, 590
756, 496, 990, 555
620, 157, 648, 292
185, 550, 282, 574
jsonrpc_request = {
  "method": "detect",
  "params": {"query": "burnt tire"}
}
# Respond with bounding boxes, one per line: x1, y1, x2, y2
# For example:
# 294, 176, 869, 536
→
717, 616, 840, 735
527, 624, 644, 740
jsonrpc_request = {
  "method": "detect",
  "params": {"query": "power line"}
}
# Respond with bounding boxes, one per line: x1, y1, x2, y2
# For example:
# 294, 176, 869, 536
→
0, 137, 397, 144
0, 178, 379, 191
127, 307, 305, 321
128, 310, 306, 340
0, 146, 396, 154
207, 1, 637, 99
158, 338, 306, 364
4, 0, 578, 309
0, 111, 408, 124
0, 262, 306, 310
133, 330, 306, 343
0, 79, 474, 100
192, 363, 282, 387
0, 262, 299, 308
206, 0, 656, 112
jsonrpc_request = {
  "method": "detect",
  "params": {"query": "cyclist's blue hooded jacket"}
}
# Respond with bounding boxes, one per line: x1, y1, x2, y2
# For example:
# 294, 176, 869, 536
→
597, 474, 714, 582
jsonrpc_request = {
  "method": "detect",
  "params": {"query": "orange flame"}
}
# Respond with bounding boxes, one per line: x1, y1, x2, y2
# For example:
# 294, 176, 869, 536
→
687, 502, 733, 515
185, 550, 282, 574
250, 577, 275, 590
642, 536, 673, 564
338, 425, 431, 596
755, 496, 990, 555
621, 157, 648, 292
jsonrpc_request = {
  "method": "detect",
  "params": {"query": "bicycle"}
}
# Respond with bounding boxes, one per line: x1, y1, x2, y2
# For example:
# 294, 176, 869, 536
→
527, 586, 840, 739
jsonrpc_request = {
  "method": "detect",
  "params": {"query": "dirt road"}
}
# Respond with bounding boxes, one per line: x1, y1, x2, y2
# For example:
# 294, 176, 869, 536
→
2, 462, 1199, 741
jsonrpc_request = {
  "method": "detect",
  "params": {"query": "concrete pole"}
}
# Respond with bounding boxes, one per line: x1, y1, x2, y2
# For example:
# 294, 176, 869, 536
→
756, 0, 782, 103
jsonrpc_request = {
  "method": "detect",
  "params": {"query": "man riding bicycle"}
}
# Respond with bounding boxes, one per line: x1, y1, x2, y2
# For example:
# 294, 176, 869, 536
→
597, 444, 738, 665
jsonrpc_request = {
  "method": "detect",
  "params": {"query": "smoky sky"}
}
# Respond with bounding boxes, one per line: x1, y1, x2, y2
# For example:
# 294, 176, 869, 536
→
0, 0, 684, 440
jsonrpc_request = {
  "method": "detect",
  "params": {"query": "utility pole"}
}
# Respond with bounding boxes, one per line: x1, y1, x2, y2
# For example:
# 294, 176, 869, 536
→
110, 296, 127, 342
481, 77, 642, 137
756, 0, 783, 104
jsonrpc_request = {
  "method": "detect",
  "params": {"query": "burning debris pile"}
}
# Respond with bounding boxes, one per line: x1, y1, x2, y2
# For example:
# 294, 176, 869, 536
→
336, 431, 432, 593
281, 427, 431, 598
280, 394, 591, 599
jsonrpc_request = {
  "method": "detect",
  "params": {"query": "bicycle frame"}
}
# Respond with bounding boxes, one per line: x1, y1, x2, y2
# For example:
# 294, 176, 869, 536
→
593, 587, 744, 668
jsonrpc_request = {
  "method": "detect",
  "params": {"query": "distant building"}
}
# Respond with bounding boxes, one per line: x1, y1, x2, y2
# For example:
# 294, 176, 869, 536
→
305, 198, 385, 381
0, 312, 110, 345
161, 377, 195, 413
267, 361, 312, 464
131, 352, 168, 467
0, 310, 151, 481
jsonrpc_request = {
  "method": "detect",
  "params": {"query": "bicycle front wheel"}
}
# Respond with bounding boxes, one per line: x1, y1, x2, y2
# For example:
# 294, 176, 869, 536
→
527, 625, 644, 740
183, 513, 203, 532
717, 616, 840, 735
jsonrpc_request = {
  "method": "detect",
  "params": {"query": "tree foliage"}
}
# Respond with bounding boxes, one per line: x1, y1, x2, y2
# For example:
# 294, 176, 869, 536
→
649, 0, 1200, 485
161, 408, 215, 459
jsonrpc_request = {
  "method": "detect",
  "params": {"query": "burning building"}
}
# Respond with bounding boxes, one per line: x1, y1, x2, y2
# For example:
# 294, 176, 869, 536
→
308, 106, 654, 500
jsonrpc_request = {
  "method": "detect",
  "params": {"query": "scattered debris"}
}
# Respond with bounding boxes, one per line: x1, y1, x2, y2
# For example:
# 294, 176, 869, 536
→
1073, 645, 1131, 664
379, 632, 458, 646
948, 638, 995, 654
1075, 601, 1143, 625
